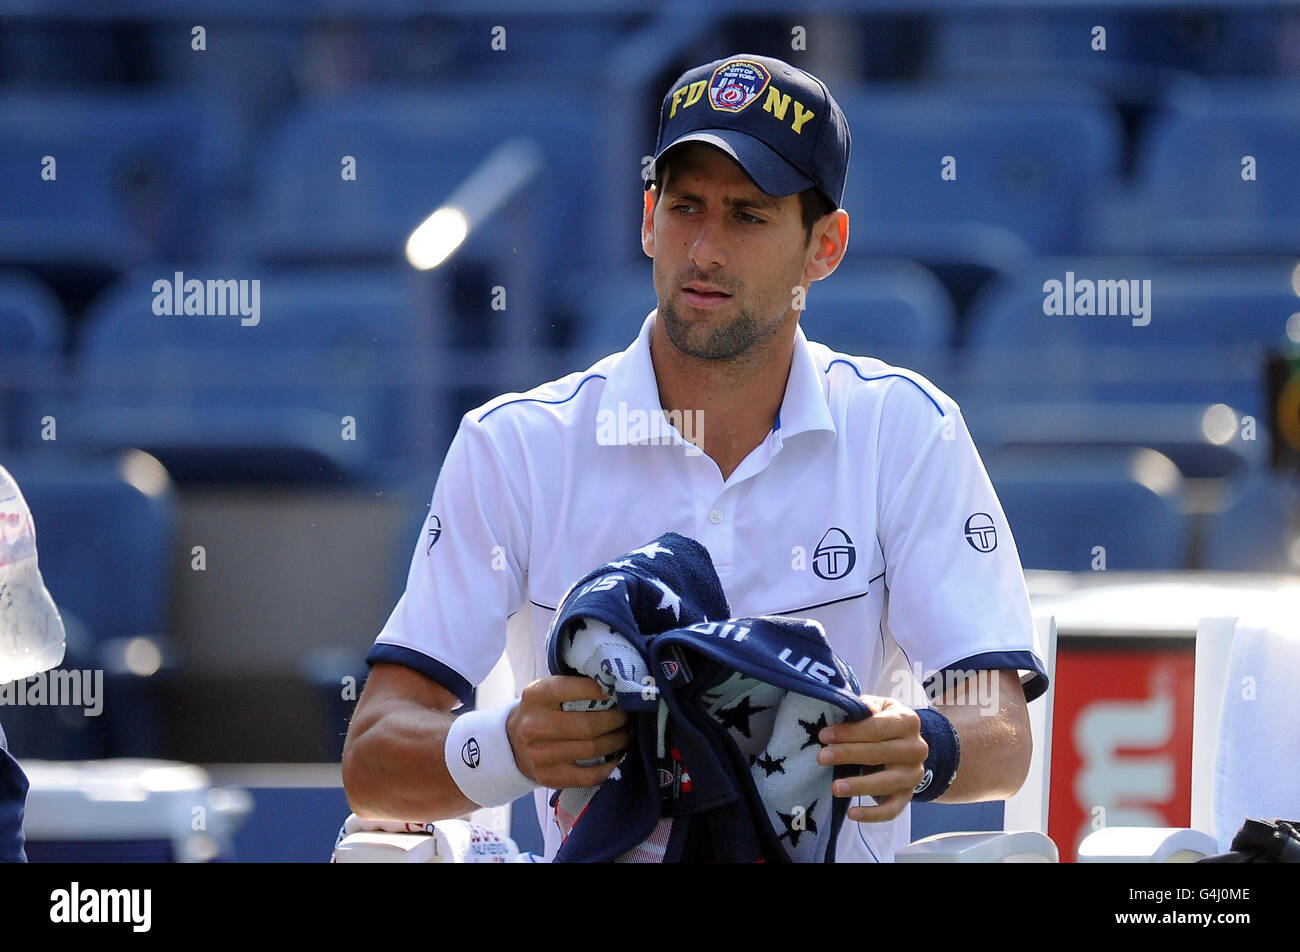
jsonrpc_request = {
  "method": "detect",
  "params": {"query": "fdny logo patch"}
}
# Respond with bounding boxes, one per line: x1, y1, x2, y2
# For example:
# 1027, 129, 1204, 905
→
812, 527, 857, 580
708, 59, 771, 113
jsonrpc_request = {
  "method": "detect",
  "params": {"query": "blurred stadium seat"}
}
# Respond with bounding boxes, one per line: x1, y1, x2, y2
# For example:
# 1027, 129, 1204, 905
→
0, 269, 64, 448
248, 86, 603, 269
837, 82, 1122, 259
800, 260, 956, 356
964, 256, 1299, 416
1204, 476, 1300, 572
1119, 80, 1300, 254
67, 267, 421, 482
0, 92, 237, 270
984, 446, 1188, 570
964, 400, 1266, 480
561, 266, 656, 367
0, 449, 176, 758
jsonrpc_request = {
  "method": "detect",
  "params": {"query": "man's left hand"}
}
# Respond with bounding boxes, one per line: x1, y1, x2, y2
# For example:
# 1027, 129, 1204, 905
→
816, 696, 928, 822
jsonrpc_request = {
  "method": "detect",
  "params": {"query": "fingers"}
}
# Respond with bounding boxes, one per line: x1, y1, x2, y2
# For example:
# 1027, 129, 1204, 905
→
816, 736, 928, 770
525, 675, 613, 706
529, 727, 634, 769
509, 676, 632, 786
533, 755, 625, 791
831, 761, 925, 799
845, 791, 912, 823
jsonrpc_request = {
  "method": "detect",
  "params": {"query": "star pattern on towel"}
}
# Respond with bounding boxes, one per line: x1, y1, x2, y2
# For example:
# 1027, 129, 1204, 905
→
649, 577, 682, 620
714, 695, 770, 738
565, 618, 587, 647
751, 750, 787, 777
606, 559, 634, 569
798, 713, 830, 750
777, 799, 819, 848
630, 541, 672, 560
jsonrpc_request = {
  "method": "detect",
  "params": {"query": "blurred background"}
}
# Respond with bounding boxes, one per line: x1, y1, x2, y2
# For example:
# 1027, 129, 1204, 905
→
1, 0, 1298, 861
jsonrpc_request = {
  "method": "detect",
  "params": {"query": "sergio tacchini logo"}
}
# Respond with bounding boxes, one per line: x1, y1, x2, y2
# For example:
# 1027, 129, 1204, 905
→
812, 527, 857, 580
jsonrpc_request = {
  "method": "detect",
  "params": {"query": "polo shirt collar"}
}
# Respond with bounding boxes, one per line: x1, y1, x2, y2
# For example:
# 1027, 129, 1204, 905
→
597, 310, 837, 445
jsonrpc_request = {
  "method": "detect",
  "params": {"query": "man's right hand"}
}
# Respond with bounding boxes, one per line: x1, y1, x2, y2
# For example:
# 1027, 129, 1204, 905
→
505, 676, 632, 789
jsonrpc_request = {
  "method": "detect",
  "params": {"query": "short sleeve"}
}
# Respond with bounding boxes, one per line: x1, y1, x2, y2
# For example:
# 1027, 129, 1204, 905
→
367, 414, 528, 708
875, 393, 1048, 703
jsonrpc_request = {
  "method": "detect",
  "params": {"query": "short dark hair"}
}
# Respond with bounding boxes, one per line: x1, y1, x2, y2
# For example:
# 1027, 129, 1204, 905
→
655, 154, 837, 245
797, 188, 837, 244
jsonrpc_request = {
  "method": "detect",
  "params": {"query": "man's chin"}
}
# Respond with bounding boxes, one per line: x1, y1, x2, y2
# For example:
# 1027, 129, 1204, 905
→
660, 304, 757, 361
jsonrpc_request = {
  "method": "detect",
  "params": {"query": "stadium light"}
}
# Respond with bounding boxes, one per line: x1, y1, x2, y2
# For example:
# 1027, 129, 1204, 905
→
405, 138, 543, 271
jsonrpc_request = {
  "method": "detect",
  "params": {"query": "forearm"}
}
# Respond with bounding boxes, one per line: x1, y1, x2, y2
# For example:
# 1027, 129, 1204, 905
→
342, 698, 478, 821
932, 669, 1031, 803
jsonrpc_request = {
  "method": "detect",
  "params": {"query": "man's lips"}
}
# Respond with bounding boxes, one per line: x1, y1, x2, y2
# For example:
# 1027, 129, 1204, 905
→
680, 284, 733, 309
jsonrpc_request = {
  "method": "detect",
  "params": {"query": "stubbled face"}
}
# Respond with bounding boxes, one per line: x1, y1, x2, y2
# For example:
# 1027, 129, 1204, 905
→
645, 142, 816, 362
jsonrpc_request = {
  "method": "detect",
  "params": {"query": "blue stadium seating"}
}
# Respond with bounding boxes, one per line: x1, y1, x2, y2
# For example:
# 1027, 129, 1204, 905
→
560, 266, 656, 367
928, 10, 1279, 100
835, 82, 1122, 258
1124, 81, 1300, 254
1204, 477, 1300, 572
0, 449, 176, 758
0, 92, 236, 269
963, 400, 1266, 480
982, 446, 1188, 571
0, 270, 64, 447
964, 256, 1297, 416
249, 87, 604, 269
799, 260, 956, 357
68, 267, 422, 481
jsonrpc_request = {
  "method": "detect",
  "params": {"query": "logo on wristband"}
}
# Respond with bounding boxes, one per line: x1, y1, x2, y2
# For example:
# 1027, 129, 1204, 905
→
462, 737, 481, 769
914, 768, 933, 795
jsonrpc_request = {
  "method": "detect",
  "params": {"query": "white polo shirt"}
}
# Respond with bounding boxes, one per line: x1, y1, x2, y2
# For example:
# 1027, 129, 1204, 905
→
370, 311, 1047, 863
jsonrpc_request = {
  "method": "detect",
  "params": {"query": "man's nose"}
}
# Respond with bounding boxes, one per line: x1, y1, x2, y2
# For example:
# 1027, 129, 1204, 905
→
688, 212, 727, 270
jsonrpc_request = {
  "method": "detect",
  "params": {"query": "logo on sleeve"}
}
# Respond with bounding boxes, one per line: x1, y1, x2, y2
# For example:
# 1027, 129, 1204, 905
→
964, 513, 997, 552
708, 59, 771, 113
426, 514, 443, 553
812, 527, 856, 580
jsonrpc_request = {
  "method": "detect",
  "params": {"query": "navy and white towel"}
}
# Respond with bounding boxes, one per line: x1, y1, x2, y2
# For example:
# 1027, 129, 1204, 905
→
546, 532, 870, 863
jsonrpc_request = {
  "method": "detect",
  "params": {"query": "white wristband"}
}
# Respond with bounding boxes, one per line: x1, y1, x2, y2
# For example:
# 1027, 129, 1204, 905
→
444, 701, 538, 808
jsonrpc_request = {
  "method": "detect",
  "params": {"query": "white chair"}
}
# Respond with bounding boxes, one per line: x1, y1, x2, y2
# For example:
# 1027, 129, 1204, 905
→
896, 615, 1059, 862
1078, 614, 1299, 862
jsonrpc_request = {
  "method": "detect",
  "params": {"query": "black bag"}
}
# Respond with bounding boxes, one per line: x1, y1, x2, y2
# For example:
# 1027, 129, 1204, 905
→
1197, 818, 1300, 863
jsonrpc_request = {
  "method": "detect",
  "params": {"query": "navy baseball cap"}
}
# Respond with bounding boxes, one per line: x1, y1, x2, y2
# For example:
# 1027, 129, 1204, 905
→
648, 54, 851, 208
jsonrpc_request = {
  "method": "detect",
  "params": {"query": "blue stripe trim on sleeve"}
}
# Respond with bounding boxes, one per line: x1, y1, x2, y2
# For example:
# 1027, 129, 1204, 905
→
822, 360, 946, 417
366, 643, 475, 708
476, 373, 607, 423
925, 649, 1049, 703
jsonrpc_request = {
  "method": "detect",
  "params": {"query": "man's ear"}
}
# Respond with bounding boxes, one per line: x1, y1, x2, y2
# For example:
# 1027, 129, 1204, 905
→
805, 209, 849, 284
641, 186, 657, 259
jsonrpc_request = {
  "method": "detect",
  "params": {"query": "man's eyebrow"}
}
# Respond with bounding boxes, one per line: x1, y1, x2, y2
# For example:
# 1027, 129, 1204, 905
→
664, 187, 779, 210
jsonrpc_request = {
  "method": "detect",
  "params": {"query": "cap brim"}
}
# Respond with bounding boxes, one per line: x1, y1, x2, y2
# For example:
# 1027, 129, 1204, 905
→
653, 129, 816, 198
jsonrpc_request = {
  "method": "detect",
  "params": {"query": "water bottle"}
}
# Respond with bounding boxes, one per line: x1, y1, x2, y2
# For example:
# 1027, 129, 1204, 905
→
0, 465, 66, 683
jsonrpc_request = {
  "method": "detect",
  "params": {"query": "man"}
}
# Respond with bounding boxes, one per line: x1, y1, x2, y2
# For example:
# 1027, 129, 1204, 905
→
343, 53, 1048, 863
